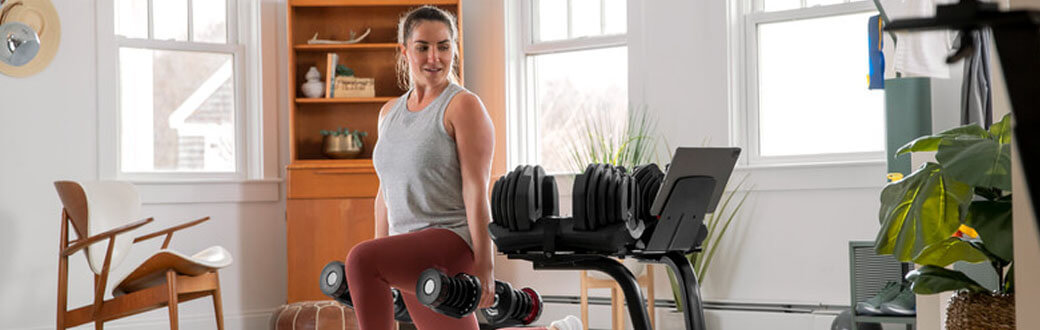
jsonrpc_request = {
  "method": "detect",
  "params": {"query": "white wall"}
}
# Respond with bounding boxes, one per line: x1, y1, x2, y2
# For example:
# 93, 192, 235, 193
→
480, 1, 967, 330
0, 1, 288, 329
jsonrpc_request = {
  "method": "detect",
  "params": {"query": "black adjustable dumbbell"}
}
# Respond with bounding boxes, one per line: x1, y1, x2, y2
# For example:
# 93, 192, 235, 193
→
491, 165, 558, 232
415, 268, 543, 327
319, 261, 412, 323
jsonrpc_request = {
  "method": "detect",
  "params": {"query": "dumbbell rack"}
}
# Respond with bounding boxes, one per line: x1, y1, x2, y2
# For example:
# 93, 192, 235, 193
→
493, 148, 740, 330
508, 249, 706, 330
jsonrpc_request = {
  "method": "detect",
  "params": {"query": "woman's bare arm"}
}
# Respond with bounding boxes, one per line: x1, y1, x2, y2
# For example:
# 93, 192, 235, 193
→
447, 91, 497, 309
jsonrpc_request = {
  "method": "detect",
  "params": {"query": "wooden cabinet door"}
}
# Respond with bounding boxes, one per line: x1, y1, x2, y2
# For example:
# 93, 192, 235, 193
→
286, 198, 375, 302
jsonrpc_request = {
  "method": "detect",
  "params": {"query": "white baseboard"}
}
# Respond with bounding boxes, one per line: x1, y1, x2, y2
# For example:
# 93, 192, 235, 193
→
21, 309, 276, 330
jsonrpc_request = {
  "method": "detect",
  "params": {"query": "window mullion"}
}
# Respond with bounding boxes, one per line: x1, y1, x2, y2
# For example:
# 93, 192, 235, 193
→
566, 0, 573, 39
527, 0, 537, 45
187, 0, 194, 42
147, 0, 154, 39
600, 0, 606, 35
228, 0, 239, 45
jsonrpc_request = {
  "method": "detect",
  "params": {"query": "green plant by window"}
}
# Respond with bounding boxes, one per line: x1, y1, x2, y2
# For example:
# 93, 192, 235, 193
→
875, 114, 1014, 295
566, 107, 661, 171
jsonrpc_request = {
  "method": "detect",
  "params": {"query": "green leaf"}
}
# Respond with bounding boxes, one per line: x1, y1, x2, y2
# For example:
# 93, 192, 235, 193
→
936, 138, 1012, 191
912, 237, 988, 267
896, 124, 989, 155
876, 163, 973, 262
967, 241, 1006, 267
964, 201, 1014, 263
1005, 263, 1014, 293
989, 113, 1012, 145
906, 265, 988, 294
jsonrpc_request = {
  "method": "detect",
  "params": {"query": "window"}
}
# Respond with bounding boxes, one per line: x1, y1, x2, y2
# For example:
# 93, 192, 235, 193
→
509, 0, 628, 174
739, 0, 885, 165
97, 0, 261, 181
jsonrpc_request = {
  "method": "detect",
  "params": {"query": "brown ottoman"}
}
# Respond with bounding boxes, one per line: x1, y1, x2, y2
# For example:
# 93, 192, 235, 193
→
271, 301, 358, 330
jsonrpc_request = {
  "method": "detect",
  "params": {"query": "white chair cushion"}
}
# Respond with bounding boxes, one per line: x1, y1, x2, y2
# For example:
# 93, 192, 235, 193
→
111, 246, 233, 296
79, 181, 142, 275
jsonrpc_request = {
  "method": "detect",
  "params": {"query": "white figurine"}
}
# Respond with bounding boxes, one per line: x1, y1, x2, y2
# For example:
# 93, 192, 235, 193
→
301, 66, 324, 98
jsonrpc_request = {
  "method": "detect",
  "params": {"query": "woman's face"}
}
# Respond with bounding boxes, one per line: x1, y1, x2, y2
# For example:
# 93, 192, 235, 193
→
403, 20, 454, 87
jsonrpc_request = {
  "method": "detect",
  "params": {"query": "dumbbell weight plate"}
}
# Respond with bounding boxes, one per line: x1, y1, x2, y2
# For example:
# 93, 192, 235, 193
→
603, 167, 618, 226
541, 174, 558, 217
391, 288, 412, 323
572, 164, 593, 230
581, 164, 598, 230
319, 261, 352, 307
499, 175, 511, 228
514, 165, 535, 231
617, 174, 631, 223
504, 166, 523, 231
595, 165, 611, 227
491, 178, 503, 226
586, 164, 604, 230
520, 287, 543, 325
480, 281, 515, 326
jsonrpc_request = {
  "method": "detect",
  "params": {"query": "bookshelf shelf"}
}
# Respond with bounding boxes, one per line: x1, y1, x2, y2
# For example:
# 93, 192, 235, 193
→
296, 97, 394, 104
293, 43, 398, 51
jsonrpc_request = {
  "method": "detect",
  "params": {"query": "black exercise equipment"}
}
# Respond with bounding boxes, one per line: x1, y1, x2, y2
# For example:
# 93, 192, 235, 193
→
488, 147, 741, 330
319, 261, 412, 323
415, 268, 543, 328
881, 0, 1040, 243
490, 165, 557, 232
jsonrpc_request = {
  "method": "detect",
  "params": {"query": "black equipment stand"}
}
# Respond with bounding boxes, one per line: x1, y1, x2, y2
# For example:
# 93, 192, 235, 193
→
509, 250, 706, 330
884, 0, 1040, 231
496, 148, 740, 330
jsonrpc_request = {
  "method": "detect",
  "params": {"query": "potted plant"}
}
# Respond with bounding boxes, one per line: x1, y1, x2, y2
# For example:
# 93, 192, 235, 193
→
875, 114, 1014, 329
321, 127, 368, 159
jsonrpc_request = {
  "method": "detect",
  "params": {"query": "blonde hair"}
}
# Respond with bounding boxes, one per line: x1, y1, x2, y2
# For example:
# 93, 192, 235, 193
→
396, 5, 460, 90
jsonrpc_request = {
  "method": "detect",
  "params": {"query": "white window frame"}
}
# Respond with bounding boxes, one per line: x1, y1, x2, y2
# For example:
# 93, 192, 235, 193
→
506, 0, 628, 172
735, 0, 884, 167
95, 0, 266, 183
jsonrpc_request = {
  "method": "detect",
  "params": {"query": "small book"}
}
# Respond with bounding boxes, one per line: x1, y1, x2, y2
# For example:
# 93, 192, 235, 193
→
324, 53, 338, 98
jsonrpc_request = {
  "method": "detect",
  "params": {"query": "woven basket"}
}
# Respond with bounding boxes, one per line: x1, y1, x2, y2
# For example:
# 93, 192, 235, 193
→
946, 292, 1015, 330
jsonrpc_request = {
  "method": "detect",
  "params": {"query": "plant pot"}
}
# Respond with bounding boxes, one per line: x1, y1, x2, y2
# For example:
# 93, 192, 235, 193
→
323, 135, 363, 159
946, 291, 1015, 330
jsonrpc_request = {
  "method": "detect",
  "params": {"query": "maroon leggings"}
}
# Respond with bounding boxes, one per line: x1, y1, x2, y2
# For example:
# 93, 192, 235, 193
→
345, 228, 479, 330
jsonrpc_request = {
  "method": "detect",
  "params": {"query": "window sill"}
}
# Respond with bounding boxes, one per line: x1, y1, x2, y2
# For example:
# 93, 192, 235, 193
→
132, 178, 283, 205
543, 159, 886, 196
733, 160, 887, 191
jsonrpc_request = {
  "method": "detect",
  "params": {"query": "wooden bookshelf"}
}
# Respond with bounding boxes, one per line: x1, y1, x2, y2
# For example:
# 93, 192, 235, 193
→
285, 0, 463, 303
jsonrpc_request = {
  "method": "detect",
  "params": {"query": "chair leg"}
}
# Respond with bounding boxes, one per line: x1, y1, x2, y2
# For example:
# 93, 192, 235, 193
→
647, 266, 656, 329
94, 321, 103, 330
212, 273, 225, 330
611, 285, 625, 330
167, 270, 179, 330
580, 271, 589, 330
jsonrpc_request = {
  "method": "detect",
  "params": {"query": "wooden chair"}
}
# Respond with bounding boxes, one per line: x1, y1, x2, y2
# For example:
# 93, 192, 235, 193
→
54, 181, 233, 329
579, 260, 655, 330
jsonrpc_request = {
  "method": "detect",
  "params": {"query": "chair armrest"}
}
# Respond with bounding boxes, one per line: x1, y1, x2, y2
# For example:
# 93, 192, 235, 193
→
133, 216, 211, 245
62, 217, 154, 257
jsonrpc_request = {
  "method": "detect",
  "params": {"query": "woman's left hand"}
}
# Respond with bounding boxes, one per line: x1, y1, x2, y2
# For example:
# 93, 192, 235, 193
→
475, 262, 495, 309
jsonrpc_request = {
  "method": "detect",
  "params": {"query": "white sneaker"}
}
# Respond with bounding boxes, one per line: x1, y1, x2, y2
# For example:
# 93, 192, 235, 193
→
549, 315, 582, 330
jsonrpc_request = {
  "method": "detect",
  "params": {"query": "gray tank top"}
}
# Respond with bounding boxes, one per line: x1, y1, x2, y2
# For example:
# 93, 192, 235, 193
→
372, 83, 472, 249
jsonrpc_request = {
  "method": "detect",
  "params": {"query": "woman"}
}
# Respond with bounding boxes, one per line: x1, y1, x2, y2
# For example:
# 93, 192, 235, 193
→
345, 5, 495, 330
347, 6, 582, 330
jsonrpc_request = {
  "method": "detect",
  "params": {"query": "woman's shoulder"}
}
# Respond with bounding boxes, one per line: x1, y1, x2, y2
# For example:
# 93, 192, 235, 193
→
378, 96, 402, 122
446, 89, 485, 115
